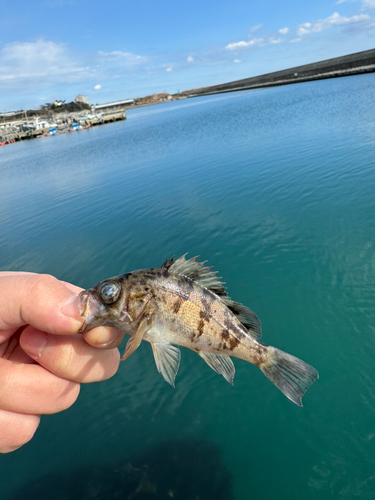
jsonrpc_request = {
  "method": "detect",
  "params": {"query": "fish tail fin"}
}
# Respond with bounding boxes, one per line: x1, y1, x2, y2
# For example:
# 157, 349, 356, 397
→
260, 347, 319, 406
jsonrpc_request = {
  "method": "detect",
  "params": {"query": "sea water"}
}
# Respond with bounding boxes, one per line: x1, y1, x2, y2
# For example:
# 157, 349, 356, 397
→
1, 73, 375, 499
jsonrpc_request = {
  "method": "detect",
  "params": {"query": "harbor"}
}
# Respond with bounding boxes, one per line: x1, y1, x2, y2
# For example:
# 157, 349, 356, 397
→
0, 98, 127, 145
0, 94, 184, 146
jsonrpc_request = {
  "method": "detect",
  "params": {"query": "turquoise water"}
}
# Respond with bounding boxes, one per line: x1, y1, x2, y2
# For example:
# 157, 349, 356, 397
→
1, 73, 375, 499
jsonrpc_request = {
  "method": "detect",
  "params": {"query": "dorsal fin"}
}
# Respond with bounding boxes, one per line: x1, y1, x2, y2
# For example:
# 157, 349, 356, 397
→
221, 297, 262, 339
161, 254, 227, 297
161, 255, 175, 270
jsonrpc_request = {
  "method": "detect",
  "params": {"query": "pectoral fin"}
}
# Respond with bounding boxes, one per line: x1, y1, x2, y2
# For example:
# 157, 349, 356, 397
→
151, 342, 181, 387
121, 314, 153, 361
198, 351, 235, 385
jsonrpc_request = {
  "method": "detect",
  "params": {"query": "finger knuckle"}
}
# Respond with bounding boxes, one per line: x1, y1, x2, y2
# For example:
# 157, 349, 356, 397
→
27, 274, 59, 304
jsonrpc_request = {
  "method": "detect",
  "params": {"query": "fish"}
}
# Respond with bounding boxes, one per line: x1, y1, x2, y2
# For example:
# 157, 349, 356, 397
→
78, 254, 318, 406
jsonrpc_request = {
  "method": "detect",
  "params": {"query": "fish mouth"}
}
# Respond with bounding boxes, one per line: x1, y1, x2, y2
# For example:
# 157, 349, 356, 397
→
78, 291, 105, 332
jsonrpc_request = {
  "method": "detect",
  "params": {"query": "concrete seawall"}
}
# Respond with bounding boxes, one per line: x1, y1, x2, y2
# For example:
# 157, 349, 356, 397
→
188, 49, 375, 97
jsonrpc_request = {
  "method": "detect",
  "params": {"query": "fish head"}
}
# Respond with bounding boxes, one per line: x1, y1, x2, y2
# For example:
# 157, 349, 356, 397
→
78, 271, 153, 333
78, 274, 133, 333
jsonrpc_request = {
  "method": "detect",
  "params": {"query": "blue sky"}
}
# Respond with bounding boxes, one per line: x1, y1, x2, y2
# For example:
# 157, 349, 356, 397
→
0, 0, 374, 111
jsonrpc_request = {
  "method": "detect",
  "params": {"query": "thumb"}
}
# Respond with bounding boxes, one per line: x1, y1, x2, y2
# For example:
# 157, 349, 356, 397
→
0, 273, 83, 339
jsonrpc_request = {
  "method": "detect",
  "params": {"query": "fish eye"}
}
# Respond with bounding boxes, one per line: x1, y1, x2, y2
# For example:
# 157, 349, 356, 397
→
99, 281, 120, 304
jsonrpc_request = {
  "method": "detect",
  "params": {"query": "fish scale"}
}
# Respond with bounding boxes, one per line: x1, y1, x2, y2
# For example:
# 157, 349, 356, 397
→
149, 273, 253, 357
78, 254, 319, 406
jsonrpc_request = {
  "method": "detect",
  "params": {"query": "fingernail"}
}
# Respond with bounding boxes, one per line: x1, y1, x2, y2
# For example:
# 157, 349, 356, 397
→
61, 295, 79, 320
23, 330, 48, 358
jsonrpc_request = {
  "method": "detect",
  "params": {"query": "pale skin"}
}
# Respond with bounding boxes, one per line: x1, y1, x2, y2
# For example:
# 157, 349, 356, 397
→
0, 272, 123, 454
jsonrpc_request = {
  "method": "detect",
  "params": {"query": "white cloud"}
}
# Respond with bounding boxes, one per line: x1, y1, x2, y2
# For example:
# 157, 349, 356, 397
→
187, 56, 194, 62
297, 12, 372, 36
234, 59, 241, 63
94, 84, 101, 90
225, 38, 264, 50
97, 51, 146, 64
226, 41, 248, 50
226, 36, 284, 51
250, 24, 263, 32
0, 39, 89, 87
225, 9, 374, 56
166, 67, 172, 72
225, 8, 374, 57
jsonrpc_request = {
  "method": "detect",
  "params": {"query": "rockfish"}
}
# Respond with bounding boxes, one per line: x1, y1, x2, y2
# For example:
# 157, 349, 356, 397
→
78, 254, 318, 406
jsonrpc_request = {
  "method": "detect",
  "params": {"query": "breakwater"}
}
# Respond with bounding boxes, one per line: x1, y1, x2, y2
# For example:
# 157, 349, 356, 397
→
187, 48, 375, 97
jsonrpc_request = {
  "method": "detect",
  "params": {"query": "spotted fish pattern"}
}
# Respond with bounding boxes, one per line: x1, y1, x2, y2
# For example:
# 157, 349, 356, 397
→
78, 254, 319, 406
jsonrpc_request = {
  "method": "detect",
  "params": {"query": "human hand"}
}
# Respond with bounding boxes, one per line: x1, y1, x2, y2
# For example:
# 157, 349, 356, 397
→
0, 272, 121, 453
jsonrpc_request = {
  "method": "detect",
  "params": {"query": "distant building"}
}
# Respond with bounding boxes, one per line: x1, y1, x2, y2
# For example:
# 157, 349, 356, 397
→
54, 100, 64, 107
75, 95, 89, 105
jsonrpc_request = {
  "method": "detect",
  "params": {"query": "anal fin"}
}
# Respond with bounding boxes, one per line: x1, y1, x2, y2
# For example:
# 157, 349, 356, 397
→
151, 342, 181, 387
198, 351, 235, 385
